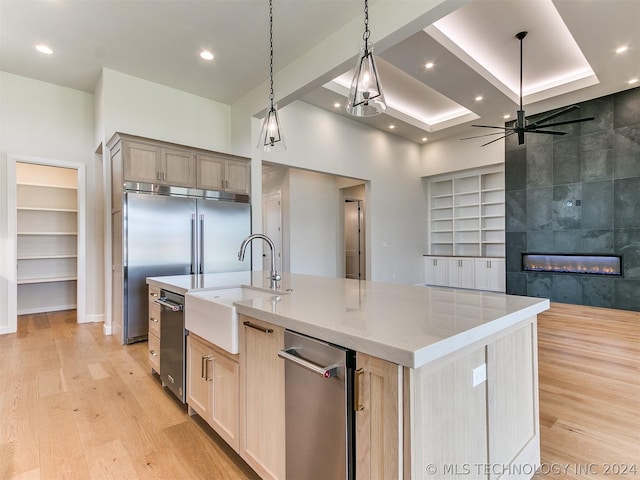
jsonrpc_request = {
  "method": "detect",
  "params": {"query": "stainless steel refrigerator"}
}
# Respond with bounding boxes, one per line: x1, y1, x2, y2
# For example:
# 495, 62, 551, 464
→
123, 188, 251, 344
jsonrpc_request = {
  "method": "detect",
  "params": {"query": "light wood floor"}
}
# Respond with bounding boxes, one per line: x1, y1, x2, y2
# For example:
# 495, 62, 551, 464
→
0, 310, 260, 480
1, 304, 638, 479
533, 303, 640, 480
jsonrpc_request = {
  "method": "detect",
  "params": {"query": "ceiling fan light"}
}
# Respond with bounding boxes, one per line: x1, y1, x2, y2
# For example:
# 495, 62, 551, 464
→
258, 103, 286, 152
346, 42, 386, 117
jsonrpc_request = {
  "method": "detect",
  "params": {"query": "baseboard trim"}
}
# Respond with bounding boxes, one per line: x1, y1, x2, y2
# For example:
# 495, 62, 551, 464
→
103, 323, 113, 335
17, 304, 77, 315
81, 314, 105, 324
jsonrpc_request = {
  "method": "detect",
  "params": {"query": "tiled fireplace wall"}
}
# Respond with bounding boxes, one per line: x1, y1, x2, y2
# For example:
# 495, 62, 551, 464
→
505, 86, 640, 311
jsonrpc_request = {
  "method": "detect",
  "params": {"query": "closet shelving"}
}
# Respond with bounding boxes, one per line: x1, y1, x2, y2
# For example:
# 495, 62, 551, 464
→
16, 171, 78, 314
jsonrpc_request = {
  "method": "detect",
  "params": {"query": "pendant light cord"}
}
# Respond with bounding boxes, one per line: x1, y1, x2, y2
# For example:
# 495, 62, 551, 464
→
362, 0, 370, 52
269, 0, 274, 108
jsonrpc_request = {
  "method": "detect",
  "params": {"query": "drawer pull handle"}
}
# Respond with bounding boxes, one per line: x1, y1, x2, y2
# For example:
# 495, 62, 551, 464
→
243, 321, 273, 334
149, 349, 158, 356
354, 368, 365, 411
150, 292, 158, 297
150, 317, 158, 323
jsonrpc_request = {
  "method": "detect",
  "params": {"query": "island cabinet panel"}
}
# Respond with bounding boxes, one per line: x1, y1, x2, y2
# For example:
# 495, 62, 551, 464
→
186, 333, 240, 452
239, 315, 285, 480
148, 286, 161, 374
355, 353, 403, 480
487, 322, 538, 480
408, 347, 489, 480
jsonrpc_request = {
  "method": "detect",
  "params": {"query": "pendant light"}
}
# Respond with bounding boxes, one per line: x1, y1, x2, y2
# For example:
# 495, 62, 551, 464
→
346, 0, 386, 117
258, 0, 286, 152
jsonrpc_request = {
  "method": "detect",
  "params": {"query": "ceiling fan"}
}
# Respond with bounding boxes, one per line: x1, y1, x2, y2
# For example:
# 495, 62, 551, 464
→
462, 31, 594, 146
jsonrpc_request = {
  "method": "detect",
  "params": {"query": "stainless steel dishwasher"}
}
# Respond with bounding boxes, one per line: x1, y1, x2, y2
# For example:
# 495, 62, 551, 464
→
155, 290, 187, 403
278, 330, 356, 480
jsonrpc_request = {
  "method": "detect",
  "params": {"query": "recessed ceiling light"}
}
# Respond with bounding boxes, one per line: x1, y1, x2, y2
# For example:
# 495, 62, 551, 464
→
333, 102, 341, 108
475, 96, 483, 102
35, 44, 53, 55
389, 124, 395, 130
425, 62, 434, 70
503, 114, 511, 119
629, 78, 639, 85
421, 137, 428, 142
616, 46, 628, 54
200, 50, 214, 61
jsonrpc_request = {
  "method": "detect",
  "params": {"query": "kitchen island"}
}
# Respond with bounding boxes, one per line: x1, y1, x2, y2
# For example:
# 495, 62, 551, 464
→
147, 271, 549, 480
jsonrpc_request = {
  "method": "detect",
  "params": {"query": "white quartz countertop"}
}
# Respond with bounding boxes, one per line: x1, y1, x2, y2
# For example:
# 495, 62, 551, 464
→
147, 271, 549, 368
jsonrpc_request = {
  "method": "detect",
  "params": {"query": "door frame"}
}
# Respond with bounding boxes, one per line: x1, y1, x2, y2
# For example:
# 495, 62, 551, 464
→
343, 197, 366, 280
5, 154, 86, 333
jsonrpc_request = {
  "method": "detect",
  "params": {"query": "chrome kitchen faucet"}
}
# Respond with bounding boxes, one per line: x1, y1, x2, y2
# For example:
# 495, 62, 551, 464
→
238, 234, 281, 289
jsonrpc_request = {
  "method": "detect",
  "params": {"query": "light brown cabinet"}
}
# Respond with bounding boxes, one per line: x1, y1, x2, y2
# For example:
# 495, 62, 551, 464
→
355, 352, 403, 480
148, 286, 161, 373
196, 153, 250, 194
239, 315, 285, 480
122, 140, 195, 187
187, 333, 240, 452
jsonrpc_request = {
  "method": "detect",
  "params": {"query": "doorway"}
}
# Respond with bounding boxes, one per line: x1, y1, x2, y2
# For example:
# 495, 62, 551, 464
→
344, 199, 365, 280
5, 156, 86, 334
262, 191, 283, 273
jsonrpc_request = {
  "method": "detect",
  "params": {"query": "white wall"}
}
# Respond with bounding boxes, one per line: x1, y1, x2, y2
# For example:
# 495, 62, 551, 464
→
0, 71, 96, 331
420, 130, 505, 177
100, 68, 232, 153
258, 101, 426, 285
288, 169, 339, 277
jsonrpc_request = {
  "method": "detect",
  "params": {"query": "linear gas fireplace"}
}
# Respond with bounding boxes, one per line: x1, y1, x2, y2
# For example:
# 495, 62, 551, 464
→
522, 253, 623, 276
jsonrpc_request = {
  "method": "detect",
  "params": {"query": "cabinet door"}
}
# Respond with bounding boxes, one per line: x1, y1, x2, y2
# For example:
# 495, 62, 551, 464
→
225, 159, 250, 194
187, 335, 212, 421
448, 258, 475, 289
355, 353, 402, 480
123, 141, 161, 183
239, 315, 285, 480
162, 148, 195, 187
474, 259, 506, 292
148, 333, 161, 374
196, 154, 225, 190
424, 257, 448, 286
211, 352, 240, 452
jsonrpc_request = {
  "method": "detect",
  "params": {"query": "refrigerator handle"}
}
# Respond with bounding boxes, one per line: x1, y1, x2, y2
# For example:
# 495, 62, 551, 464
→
190, 214, 196, 274
199, 214, 205, 274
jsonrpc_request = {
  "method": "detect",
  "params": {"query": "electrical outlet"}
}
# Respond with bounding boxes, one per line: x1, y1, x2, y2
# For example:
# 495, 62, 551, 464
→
472, 364, 486, 387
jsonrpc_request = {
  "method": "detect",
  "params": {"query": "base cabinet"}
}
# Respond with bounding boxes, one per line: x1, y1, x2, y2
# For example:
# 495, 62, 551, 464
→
187, 334, 240, 452
239, 315, 285, 480
355, 353, 403, 480
424, 256, 505, 292
148, 286, 161, 373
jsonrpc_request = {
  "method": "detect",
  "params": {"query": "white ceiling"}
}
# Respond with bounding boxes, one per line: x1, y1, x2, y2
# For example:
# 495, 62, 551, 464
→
1, 0, 639, 145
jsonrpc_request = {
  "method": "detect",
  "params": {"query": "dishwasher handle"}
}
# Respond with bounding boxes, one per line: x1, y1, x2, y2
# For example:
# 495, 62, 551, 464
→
277, 348, 338, 379
153, 297, 183, 312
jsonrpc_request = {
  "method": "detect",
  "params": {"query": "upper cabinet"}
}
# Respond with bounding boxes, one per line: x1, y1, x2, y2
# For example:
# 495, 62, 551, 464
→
196, 154, 250, 194
121, 140, 195, 187
108, 133, 250, 199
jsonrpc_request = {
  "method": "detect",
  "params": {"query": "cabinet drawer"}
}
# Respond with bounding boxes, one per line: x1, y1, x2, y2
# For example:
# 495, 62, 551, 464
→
148, 301, 161, 337
149, 333, 160, 373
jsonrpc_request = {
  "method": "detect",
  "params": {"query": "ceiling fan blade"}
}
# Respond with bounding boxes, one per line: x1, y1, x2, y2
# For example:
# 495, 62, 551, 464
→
527, 105, 580, 127
524, 129, 567, 135
460, 131, 516, 140
482, 131, 515, 147
529, 117, 595, 129
470, 125, 512, 130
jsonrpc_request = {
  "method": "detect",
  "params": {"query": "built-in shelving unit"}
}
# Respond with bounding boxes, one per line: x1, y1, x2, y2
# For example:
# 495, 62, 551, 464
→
16, 163, 78, 314
426, 165, 505, 257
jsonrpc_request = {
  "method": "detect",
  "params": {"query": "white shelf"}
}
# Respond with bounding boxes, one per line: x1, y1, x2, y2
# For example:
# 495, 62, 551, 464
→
17, 276, 77, 285
17, 231, 77, 236
481, 187, 504, 193
16, 181, 77, 190
17, 207, 78, 213
18, 254, 77, 260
